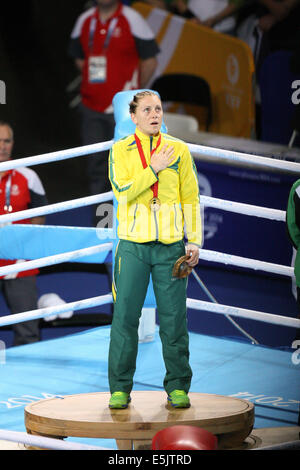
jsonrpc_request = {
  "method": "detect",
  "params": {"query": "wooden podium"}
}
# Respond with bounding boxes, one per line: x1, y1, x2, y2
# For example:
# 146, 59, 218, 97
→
25, 391, 255, 450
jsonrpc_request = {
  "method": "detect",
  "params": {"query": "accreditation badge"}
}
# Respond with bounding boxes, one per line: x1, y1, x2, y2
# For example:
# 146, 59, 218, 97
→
88, 55, 107, 83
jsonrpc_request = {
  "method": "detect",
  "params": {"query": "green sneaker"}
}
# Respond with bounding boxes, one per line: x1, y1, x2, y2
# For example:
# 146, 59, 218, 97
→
109, 392, 131, 409
167, 390, 190, 408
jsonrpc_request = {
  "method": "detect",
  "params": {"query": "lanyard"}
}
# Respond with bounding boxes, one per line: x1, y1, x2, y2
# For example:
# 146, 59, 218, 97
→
135, 133, 161, 200
89, 14, 118, 52
4, 173, 12, 212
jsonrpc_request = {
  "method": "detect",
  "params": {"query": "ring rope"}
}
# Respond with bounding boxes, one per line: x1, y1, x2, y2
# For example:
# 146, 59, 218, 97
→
199, 249, 293, 278
0, 140, 114, 172
0, 243, 113, 277
0, 244, 292, 280
186, 298, 300, 329
0, 294, 113, 327
0, 191, 113, 225
1, 292, 299, 329
189, 143, 300, 174
0, 235, 295, 339
191, 269, 259, 344
201, 195, 285, 222
0, 139, 299, 174
0, 193, 285, 226
0, 429, 109, 450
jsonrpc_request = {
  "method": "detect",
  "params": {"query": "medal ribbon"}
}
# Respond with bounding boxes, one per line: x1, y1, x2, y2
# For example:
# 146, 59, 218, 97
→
135, 133, 161, 200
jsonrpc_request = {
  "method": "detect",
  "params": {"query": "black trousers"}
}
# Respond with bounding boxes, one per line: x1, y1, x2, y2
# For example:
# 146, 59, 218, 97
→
0, 276, 40, 346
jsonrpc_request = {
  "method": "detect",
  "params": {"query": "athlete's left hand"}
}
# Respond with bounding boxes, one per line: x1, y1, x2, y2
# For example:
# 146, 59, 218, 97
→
185, 244, 199, 267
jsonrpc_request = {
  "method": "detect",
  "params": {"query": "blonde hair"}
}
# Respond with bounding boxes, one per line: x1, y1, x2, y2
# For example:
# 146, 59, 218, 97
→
129, 91, 159, 114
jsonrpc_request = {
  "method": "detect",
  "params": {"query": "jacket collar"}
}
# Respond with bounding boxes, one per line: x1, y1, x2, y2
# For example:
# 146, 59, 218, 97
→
135, 128, 161, 146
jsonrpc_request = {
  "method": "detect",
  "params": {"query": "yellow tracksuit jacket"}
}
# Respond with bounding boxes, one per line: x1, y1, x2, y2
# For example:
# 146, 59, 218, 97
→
109, 128, 202, 246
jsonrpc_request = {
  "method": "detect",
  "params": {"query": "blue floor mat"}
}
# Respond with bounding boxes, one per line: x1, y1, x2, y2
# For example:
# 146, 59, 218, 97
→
0, 326, 299, 449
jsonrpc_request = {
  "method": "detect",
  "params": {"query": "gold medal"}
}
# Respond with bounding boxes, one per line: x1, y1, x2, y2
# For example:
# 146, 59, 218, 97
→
150, 197, 161, 212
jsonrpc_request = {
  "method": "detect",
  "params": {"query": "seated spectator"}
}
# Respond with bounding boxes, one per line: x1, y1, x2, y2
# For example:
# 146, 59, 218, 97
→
0, 121, 48, 346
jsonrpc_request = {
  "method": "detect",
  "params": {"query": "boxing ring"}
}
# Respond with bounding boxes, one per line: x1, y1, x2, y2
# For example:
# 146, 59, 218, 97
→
0, 95, 300, 449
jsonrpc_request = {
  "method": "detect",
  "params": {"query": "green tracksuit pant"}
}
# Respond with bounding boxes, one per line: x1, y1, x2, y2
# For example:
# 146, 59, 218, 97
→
108, 239, 192, 395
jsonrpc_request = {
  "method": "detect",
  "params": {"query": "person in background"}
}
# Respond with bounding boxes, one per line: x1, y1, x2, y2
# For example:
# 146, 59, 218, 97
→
256, 0, 300, 46
108, 91, 202, 409
68, 0, 159, 206
286, 178, 300, 428
286, 179, 300, 342
0, 121, 47, 346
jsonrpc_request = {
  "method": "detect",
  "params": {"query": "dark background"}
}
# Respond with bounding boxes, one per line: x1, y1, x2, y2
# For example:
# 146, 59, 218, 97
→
0, 0, 92, 204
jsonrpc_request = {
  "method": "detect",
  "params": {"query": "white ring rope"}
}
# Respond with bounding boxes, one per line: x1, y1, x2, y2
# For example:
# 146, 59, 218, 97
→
0, 139, 299, 174
0, 193, 285, 226
0, 191, 113, 225
201, 195, 285, 222
189, 143, 300, 174
1, 292, 299, 329
0, 294, 113, 327
0, 245, 292, 281
0, 243, 113, 277
186, 299, 300, 329
0, 429, 109, 450
199, 249, 294, 278
0, 140, 114, 172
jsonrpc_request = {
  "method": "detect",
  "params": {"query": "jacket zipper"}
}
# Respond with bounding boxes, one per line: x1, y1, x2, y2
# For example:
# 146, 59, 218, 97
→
130, 203, 138, 232
174, 203, 179, 232
150, 136, 159, 241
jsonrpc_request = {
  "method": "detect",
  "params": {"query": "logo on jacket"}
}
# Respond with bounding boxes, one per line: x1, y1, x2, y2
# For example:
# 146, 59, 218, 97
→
11, 184, 20, 196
